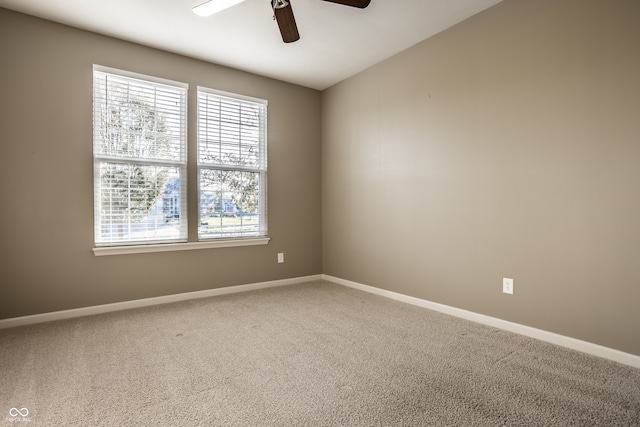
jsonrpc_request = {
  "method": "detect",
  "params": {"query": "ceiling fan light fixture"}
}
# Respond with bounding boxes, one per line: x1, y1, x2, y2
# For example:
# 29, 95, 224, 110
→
193, 0, 245, 17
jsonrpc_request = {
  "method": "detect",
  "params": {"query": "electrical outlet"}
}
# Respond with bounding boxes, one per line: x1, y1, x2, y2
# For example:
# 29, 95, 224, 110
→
503, 278, 514, 294
277, 253, 284, 263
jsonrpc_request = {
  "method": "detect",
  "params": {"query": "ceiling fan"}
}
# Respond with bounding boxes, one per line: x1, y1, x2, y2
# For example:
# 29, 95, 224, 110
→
193, 0, 371, 43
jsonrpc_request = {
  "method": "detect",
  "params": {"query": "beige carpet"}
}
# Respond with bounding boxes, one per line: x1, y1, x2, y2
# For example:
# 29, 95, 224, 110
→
1, 281, 639, 426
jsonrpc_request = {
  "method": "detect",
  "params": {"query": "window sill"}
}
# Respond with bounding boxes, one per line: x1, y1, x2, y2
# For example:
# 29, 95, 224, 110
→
93, 237, 270, 256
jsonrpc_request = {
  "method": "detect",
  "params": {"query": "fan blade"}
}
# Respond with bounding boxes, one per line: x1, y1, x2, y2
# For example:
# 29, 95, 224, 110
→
273, 1, 300, 43
322, 0, 371, 8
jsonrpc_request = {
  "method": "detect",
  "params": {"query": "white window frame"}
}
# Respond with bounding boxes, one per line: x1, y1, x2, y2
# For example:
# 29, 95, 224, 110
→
91, 68, 270, 256
197, 87, 268, 241
92, 65, 188, 248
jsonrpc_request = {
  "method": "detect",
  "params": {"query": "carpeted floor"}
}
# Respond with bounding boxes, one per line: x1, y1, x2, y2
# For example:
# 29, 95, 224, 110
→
1, 281, 639, 426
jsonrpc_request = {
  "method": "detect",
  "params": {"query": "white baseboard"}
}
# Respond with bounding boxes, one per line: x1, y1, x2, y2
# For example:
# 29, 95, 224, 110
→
0, 274, 322, 330
2, 273, 638, 369
323, 274, 640, 370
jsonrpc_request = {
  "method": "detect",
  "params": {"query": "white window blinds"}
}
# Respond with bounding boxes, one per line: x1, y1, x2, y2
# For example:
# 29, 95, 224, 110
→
93, 66, 188, 246
197, 88, 267, 239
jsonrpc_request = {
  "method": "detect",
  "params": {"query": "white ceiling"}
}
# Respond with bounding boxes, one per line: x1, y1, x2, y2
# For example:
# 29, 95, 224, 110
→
0, 0, 503, 90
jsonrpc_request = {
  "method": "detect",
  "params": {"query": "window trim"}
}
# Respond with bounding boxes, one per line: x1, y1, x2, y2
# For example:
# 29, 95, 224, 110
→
92, 237, 270, 256
196, 86, 268, 241
93, 65, 189, 90
93, 65, 189, 247
91, 66, 271, 255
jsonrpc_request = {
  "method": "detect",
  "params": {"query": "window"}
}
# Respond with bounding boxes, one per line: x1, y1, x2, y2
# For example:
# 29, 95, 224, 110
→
93, 66, 188, 246
92, 67, 269, 254
197, 88, 268, 239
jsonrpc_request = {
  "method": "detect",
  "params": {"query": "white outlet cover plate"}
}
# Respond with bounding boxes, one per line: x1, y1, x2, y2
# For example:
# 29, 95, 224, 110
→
503, 278, 514, 294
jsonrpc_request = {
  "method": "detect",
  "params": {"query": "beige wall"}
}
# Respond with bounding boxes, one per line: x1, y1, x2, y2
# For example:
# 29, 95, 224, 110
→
322, 0, 640, 356
0, 9, 322, 319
